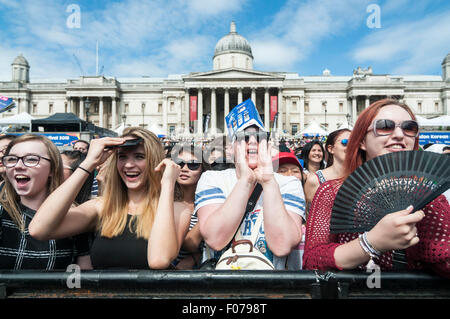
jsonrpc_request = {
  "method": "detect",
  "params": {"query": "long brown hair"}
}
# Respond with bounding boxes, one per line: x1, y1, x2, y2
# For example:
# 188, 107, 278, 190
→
344, 98, 419, 177
98, 127, 164, 239
0, 134, 64, 231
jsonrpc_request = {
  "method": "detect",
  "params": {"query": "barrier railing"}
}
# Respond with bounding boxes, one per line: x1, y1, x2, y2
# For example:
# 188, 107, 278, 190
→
1, 270, 449, 299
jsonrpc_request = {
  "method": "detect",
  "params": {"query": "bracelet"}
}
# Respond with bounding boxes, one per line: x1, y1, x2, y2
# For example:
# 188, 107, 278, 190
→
358, 233, 381, 259
77, 166, 91, 175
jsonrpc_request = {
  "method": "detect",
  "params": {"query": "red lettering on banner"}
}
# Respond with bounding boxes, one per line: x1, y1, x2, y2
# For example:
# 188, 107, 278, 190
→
190, 96, 197, 121
270, 96, 278, 122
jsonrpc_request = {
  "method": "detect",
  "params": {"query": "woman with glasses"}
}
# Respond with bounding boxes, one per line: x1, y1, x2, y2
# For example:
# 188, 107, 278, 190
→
303, 99, 450, 278
0, 134, 90, 269
303, 129, 351, 217
30, 127, 192, 269
170, 144, 209, 269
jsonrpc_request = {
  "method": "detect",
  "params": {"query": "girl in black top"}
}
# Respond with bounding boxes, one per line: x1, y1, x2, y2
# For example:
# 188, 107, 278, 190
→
0, 134, 89, 269
30, 127, 192, 269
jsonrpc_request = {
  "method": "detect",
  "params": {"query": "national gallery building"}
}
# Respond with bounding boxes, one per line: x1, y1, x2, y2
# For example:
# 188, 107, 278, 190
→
1, 22, 449, 138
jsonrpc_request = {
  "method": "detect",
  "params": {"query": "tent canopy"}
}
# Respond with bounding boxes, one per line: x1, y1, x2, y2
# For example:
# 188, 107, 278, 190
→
0, 112, 35, 125
295, 120, 328, 137
417, 115, 450, 127
148, 123, 166, 138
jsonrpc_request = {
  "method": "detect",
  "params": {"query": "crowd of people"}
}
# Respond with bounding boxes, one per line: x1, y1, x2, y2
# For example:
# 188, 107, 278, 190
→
0, 98, 448, 279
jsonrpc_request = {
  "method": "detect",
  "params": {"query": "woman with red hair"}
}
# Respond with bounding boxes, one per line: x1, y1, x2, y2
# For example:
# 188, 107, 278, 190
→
303, 99, 449, 278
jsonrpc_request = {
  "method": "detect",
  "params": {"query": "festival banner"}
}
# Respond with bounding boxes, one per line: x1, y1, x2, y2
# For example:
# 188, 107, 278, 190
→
190, 96, 197, 121
270, 96, 278, 122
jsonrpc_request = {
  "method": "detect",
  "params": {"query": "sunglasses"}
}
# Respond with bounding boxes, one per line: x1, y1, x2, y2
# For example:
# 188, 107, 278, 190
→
370, 119, 419, 137
235, 131, 270, 143
340, 139, 349, 146
175, 160, 201, 170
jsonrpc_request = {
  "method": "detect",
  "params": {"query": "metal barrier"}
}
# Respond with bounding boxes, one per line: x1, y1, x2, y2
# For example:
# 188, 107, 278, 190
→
0, 270, 449, 299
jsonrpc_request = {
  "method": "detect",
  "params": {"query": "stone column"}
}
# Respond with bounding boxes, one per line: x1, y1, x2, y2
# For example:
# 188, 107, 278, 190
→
184, 89, 190, 132
177, 96, 182, 128
99, 97, 104, 128
197, 88, 203, 135
224, 87, 230, 129
238, 87, 243, 104
299, 96, 305, 131
352, 96, 357, 123
264, 87, 270, 129
162, 96, 168, 133
112, 98, 117, 128
251, 87, 256, 104
277, 88, 283, 134
211, 88, 217, 135
365, 96, 370, 109
80, 98, 85, 120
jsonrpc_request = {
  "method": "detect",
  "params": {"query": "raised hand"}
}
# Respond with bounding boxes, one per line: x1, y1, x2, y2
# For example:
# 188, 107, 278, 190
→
367, 205, 425, 252
234, 139, 256, 185
82, 137, 125, 171
155, 158, 181, 186
254, 138, 275, 185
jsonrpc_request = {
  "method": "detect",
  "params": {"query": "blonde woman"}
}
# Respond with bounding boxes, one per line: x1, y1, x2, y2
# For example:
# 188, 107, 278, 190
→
30, 127, 192, 269
0, 134, 90, 269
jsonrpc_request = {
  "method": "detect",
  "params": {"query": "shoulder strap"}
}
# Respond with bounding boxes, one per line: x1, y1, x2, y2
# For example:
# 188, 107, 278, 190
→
232, 183, 263, 242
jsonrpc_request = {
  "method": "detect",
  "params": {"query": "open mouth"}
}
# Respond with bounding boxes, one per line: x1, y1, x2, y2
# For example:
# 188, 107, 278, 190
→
15, 175, 30, 186
124, 172, 140, 180
387, 144, 405, 150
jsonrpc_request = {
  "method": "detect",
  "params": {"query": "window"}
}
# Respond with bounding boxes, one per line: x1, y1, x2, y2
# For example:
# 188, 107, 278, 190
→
291, 124, 298, 136
169, 125, 176, 136
292, 101, 297, 111
64, 102, 68, 113
417, 102, 422, 113
158, 103, 162, 113
305, 102, 310, 113
49, 103, 53, 114
339, 102, 344, 113
435, 101, 440, 112
170, 101, 174, 112
124, 103, 129, 113
32, 103, 37, 114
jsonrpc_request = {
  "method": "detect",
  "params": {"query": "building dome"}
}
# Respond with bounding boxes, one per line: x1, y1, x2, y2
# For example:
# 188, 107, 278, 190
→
214, 21, 253, 59
12, 54, 29, 67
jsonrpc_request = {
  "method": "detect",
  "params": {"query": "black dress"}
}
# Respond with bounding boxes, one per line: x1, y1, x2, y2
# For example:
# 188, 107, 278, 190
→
90, 214, 149, 269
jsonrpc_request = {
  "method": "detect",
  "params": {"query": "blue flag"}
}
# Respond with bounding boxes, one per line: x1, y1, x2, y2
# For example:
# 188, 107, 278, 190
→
0, 96, 16, 113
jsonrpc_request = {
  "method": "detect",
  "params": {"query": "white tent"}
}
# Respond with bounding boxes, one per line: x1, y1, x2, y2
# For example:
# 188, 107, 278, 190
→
148, 123, 167, 138
338, 122, 353, 130
0, 112, 34, 125
416, 115, 432, 126
295, 120, 328, 137
114, 122, 126, 135
425, 115, 450, 126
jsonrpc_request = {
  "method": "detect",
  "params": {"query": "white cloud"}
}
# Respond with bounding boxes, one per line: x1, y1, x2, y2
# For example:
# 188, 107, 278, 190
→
249, 0, 372, 70
252, 40, 302, 70
352, 10, 450, 74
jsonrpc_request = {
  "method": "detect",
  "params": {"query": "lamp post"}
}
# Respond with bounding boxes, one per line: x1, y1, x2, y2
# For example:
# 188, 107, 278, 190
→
122, 114, 126, 126
324, 108, 327, 130
85, 98, 92, 123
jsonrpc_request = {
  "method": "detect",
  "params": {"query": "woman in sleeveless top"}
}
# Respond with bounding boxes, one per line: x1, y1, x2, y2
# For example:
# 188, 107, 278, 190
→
303, 99, 449, 278
304, 129, 351, 216
30, 127, 192, 269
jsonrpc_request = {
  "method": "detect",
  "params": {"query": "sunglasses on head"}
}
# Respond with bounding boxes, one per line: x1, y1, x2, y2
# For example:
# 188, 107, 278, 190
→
235, 131, 270, 143
175, 160, 201, 170
371, 119, 419, 137
340, 139, 349, 146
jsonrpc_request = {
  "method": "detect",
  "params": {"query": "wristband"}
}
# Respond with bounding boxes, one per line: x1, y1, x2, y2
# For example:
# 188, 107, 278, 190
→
77, 166, 92, 175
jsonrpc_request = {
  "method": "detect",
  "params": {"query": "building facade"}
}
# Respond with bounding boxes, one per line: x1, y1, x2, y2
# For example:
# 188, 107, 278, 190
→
1, 22, 450, 138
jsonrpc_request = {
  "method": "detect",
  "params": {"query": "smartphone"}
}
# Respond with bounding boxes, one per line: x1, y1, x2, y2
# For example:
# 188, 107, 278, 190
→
105, 138, 143, 150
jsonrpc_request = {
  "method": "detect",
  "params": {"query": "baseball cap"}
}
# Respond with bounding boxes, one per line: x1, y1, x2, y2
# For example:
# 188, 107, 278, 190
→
272, 151, 302, 170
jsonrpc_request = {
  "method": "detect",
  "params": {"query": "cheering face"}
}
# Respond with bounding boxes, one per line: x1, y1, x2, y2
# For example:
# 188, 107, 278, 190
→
234, 126, 268, 169
176, 151, 202, 186
116, 141, 147, 192
308, 144, 323, 165
361, 105, 417, 161
5, 140, 52, 201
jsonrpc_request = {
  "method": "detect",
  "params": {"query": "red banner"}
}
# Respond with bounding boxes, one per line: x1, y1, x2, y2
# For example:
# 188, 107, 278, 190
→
189, 96, 197, 121
270, 96, 278, 122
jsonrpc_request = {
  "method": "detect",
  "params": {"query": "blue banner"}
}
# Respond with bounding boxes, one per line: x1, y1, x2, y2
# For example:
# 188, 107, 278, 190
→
419, 132, 450, 145
0, 95, 16, 113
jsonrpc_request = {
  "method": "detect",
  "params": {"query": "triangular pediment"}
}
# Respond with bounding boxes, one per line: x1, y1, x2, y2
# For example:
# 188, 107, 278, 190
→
184, 68, 285, 80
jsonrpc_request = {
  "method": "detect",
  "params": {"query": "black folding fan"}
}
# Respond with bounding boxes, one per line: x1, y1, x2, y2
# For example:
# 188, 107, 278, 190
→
330, 150, 450, 233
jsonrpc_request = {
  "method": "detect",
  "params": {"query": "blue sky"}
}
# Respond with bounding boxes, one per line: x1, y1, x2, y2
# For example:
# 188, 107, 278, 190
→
0, 0, 449, 81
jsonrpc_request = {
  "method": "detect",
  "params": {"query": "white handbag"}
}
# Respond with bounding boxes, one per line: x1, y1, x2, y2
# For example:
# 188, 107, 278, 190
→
215, 184, 275, 270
